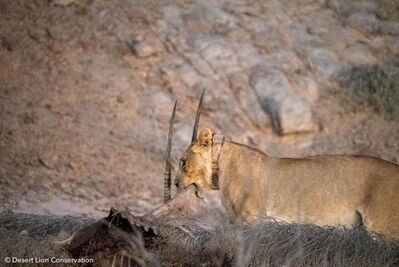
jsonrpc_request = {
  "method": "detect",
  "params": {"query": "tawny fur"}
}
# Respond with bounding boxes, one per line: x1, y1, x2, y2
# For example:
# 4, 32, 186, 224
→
176, 128, 399, 239
176, 128, 214, 190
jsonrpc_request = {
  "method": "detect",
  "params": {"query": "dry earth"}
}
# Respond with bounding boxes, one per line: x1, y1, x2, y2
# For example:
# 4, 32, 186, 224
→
0, 0, 398, 217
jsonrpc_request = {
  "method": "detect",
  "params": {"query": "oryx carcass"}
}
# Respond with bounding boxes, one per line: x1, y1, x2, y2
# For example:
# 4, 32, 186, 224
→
166, 91, 399, 239
3, 187, 399, 267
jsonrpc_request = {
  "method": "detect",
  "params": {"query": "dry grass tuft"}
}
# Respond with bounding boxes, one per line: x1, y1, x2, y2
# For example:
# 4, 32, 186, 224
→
338, 64, 399, 120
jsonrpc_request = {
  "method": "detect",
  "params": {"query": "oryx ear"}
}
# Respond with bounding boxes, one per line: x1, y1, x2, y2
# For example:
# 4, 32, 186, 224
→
198, 128, 214, 147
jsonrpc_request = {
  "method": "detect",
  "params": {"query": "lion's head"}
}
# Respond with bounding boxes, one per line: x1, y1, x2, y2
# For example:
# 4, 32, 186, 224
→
175, 128, 216, 190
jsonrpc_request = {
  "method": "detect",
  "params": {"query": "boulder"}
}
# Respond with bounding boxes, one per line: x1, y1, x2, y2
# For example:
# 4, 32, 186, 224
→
250, 67, 316, 135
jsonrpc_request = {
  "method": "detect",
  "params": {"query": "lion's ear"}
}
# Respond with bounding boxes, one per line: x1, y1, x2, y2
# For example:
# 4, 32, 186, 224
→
198, 128, 214, 147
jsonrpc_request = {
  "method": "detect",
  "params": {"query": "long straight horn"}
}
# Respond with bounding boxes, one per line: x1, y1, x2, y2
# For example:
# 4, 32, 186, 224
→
164, 100, 177, 203
191, 88, 205, 143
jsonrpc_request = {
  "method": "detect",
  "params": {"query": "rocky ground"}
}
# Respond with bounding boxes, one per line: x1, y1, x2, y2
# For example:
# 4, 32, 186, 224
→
0, 0, 398, 217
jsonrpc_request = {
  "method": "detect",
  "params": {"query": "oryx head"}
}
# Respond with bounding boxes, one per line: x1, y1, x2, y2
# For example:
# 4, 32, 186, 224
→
164, 90, 220, 203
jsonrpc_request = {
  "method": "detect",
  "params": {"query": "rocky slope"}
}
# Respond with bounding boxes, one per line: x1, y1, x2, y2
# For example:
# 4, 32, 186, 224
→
0, 0, 398, 216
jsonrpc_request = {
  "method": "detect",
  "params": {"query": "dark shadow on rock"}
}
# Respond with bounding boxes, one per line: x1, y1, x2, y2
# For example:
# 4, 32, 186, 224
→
259, 97, 282, 135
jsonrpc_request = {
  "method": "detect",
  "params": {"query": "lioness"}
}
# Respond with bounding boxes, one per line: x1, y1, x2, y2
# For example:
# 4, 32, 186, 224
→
163, 91, 399, 239
175, 128, 399, 239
